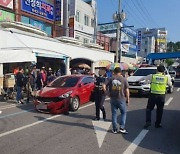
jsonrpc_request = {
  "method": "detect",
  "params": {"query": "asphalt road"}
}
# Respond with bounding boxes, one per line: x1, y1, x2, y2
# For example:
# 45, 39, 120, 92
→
0, 79, 180, 154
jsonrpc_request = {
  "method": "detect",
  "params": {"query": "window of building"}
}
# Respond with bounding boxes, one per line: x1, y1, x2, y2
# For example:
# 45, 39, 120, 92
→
84, 15, 89, 26
75, 36, 80, 40
83, 38, 88, 44
76, 11, 80, 22
21, 16, 52, 36
91, 19, 95, 27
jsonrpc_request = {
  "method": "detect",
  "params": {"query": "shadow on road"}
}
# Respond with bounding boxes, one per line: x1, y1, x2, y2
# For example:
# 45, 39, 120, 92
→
123, 108, 180, 154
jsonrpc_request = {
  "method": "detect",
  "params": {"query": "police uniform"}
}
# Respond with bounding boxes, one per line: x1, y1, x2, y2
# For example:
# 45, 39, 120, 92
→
93, 75, 106, 120
144, 72, 169, 128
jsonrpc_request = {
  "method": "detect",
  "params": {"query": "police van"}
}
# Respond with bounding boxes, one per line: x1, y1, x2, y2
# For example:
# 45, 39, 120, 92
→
127, 66, 174, 95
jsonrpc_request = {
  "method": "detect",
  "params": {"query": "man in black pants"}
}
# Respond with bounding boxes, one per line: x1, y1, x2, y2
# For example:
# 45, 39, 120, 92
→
93, 69, 106, 121
141, 65, 172, 129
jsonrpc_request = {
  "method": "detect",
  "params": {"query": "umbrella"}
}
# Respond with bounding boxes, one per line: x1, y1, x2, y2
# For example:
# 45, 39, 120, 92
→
107, 62, 129, 70
74, 63, 91, 69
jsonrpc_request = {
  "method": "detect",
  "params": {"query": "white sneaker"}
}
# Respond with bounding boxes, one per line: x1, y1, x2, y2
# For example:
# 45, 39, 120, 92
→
120, 128, 128, 134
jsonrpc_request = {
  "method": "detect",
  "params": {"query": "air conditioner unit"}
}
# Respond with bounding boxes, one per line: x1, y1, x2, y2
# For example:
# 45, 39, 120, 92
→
56, 36, 82, 45
84, 43, 104, 50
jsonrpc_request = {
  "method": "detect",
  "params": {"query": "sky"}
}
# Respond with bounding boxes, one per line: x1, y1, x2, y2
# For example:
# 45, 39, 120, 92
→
97, 0, 180, 42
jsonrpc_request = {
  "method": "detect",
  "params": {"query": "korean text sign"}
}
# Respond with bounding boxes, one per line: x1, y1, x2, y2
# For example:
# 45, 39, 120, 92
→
21, 0, 54, 21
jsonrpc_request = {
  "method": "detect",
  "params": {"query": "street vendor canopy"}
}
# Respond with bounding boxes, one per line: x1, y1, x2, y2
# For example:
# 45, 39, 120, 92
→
0, 49, 36, 63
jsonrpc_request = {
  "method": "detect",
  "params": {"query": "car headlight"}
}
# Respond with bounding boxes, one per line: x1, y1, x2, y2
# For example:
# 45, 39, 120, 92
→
59, 91, 72, 99
139, 80, 150, 85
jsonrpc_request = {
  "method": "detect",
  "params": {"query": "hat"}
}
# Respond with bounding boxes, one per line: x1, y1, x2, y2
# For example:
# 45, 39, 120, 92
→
48, 67, 52, 71
42, 66, 45, 69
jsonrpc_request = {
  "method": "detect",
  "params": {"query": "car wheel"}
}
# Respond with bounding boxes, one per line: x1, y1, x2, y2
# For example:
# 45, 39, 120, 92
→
70, 96, 80, 112
168, 85, 174, 93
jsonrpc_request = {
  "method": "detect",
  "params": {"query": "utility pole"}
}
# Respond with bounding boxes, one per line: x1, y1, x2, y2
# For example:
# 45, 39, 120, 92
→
93, 0, 97, 43
115, 0, 121, 63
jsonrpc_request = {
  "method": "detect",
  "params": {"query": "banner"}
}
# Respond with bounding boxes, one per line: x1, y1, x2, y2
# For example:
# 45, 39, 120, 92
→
21, 0, 54, 21
55, 0, 62, 25
0, 10, 15, 22
0, 0, 13, 9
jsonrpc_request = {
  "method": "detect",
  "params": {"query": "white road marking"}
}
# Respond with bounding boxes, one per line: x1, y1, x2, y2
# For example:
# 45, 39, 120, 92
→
0, 102, 96, 138
0, 98, 110, 138
92, 120, 111, 148
165, 97, 173, 106
123, 130, 149, 154
177, 88, 180, 92
0, 104, 17, 110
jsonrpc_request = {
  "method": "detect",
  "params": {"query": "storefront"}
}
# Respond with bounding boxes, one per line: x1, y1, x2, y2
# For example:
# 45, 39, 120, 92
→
20, 0, 55, 36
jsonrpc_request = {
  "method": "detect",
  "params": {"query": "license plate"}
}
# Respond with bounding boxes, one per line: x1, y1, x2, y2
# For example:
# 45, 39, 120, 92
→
130, 89, 138, 93
36, 103, 47, 110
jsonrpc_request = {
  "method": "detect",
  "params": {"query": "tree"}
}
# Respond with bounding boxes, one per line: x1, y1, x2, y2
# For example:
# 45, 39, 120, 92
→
167, 41, 180, 52
165, 59, 174, 67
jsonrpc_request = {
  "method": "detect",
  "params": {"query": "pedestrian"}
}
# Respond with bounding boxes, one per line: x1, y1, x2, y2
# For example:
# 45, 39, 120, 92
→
16, 67, 25, 104
41, 67, 47, 86
47, 68, 56, 85
36, 69, 44, 90
142, 65, 172, 129
93, 69, 107, 121
30, 64, 37, 92
104, 67, 130, 134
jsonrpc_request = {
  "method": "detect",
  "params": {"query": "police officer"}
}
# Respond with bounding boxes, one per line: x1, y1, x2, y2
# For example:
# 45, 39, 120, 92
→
93, 69, 106, 121
141, 65, 172, 129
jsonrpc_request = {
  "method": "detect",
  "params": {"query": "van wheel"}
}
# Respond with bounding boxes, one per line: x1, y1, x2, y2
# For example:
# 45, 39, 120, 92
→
70, 97, 80, 111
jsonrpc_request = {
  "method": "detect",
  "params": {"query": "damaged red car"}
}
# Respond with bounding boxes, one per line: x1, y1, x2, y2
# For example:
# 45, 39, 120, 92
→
34, 75, 95, 114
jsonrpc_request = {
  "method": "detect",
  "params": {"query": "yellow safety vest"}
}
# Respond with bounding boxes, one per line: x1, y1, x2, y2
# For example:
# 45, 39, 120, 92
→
150, 73, 168, 94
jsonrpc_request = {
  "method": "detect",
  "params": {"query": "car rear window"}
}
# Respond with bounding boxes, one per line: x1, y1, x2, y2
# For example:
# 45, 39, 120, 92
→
133, 69, 157, 76
49, 76, 80, 88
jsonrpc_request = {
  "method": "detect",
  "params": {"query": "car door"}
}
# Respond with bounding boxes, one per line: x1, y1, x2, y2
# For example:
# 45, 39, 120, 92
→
78, 77, 94, 103
83, 77, 95, 102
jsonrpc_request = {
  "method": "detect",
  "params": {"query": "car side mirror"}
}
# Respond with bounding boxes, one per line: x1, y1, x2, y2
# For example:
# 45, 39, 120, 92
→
79, 83, 83, 87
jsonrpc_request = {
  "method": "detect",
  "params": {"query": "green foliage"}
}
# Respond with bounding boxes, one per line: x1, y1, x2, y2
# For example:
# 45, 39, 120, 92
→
167, 41, 180, 52
165, 59, 174, 66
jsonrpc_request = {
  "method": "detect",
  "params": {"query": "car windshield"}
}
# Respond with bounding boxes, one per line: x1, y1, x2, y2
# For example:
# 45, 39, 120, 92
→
48, 76, 80, 88
133, 69, 157, 76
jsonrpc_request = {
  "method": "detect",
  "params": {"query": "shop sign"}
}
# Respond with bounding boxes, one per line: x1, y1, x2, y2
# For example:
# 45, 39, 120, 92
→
21, 0, 54, 21
137, 31, 142, 52
157, 39, 166, 43
69, 17, 74, 37
55, 0, 62, 25
0, 0, 13, 9
98, 23, 118, 32
0, 9, 15, 22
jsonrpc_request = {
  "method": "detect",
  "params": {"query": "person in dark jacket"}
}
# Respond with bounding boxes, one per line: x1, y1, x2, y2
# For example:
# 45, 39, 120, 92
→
16, 67, 25, 104
93, 69, 107, 121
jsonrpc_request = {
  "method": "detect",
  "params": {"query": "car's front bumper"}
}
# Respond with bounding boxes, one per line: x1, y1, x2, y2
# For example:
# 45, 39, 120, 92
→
34, 98, 70, 114
129, 85, 150, 95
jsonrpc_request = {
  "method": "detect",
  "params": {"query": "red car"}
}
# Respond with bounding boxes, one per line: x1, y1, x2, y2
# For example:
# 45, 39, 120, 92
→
34, 75, 95, 114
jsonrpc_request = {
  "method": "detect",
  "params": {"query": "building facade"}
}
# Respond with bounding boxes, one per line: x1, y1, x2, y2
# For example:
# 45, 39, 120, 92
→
64, 0, 96, 44
137, 28, 168, 58
0, 0, 64, 37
